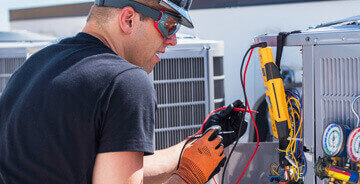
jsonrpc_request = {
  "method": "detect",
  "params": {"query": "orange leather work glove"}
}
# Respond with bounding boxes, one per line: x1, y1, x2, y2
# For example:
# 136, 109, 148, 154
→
174, 126, 226, 184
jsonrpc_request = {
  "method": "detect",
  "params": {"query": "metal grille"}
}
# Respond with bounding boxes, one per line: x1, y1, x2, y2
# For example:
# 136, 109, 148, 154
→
321, 57, 360, 97
320, 57, 360, 129
213, 56, 224, 76
153, 57, 205, 80
154, 57, 206, 150
317, 56, 360, 171
321, 98, 354, 127
213, 56, 225, 110
0, 57, 26, 94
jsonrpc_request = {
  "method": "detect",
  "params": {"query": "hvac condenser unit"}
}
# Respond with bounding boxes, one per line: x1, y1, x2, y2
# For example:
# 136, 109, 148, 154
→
152, 35, 225, 150
0, 31, 54, 95
254, 16, 360, 184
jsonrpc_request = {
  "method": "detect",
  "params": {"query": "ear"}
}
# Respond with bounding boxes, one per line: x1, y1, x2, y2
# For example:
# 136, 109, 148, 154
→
117, 7, 136, 35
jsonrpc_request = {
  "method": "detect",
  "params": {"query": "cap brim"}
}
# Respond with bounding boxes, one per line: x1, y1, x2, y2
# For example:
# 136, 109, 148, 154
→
179, 11, 194, 28
158, 0, 194, 28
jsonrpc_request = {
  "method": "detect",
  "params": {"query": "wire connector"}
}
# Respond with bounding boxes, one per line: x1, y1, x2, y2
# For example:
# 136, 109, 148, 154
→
287, 137, 303, 141
251, 42, 267, 49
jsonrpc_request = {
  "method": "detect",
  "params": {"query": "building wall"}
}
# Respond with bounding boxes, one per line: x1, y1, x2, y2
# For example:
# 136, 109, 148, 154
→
11, 16, 86, 38
0, 7, 10, 31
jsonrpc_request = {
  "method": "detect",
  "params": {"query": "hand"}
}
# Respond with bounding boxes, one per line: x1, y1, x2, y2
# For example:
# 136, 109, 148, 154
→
174, 126, 226, 184
202, 100, 248, 147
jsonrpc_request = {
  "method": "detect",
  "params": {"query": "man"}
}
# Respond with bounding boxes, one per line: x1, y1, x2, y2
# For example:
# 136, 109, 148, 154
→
0, 0, 247, 183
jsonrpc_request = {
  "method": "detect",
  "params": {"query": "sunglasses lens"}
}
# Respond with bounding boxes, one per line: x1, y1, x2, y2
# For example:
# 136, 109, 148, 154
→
168, 24, 180, 37
156, 10, 181, 38
164, 16, 178, 31
164, 15, 180, 37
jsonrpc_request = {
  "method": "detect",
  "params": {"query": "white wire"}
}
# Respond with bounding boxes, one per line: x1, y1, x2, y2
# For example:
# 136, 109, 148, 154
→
351, 95, 360, 127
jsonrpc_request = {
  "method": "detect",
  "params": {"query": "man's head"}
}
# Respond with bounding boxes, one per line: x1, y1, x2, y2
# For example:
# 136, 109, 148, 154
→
83, 0, 193, 73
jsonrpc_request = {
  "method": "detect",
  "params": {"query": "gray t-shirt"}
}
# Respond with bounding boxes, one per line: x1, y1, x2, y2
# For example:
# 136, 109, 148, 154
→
0, 32, 156, 184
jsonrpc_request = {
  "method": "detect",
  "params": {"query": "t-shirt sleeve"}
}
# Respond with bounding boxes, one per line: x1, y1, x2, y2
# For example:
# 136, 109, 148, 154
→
98, 68, 156, 155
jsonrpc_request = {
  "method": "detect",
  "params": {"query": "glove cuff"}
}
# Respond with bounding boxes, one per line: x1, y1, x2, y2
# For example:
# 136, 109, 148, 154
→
174, 157, 206, 184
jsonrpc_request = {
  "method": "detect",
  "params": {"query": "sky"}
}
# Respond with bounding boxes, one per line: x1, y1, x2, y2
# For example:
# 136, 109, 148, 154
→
1, 0, 90, 31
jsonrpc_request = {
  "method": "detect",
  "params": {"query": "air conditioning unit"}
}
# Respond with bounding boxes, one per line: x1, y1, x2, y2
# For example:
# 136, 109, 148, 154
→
152, 35, 225, 150
252, 16, 360, 184
0, 31, 54, 95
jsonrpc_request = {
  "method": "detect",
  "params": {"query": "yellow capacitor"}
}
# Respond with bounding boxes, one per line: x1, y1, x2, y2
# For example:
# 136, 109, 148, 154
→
258, 47, 291, 140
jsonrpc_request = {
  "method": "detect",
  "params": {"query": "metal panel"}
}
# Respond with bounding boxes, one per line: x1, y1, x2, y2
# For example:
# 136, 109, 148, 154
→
0, 31, 55, 42
313, 44, 360, 184
0, 47, 26, 58
302, 45, 316, 184
154, 50, 209, 150
153, 42, 225, 150
0, 43, 50, 95
215, 142, 279, 184
208, 49, 225, 113
255, 29, 360, 47
0, 49, 27, 94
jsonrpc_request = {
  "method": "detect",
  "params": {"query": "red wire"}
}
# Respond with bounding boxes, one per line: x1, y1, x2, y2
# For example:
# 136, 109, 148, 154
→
197, 47, 259, 184
213, 177, 218, 184
279, 167, 290, 184
243, 49, 254, 84
235, 48, 260, 184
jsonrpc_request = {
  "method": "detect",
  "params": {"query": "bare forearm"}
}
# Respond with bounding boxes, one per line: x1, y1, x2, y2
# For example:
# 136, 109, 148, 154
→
163, 174, 186, 184
143, 140, 186, 184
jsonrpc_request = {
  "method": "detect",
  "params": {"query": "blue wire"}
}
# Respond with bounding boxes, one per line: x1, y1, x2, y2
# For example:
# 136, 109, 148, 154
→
302, 150, 307, 176
268, 165, 287, 182
300, 142, 304, 165
284, 88, 307, 180
279, 168, 285, 176
286, 90, 302, 158
288, 89, 307, 178
286, 90, 300, 103
287, 87, 307, 179
289, 87, 303, 109
298, 142, 307, 176
268, 175, 286, 182
290, 87, 301, 98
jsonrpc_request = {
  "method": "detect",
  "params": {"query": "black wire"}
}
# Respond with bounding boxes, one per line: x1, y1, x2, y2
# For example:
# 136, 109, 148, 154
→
221, 47, 253, 184
176, 136, 198, 170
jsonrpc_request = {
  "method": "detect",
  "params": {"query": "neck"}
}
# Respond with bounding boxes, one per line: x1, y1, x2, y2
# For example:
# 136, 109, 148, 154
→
82, 22, 126, 58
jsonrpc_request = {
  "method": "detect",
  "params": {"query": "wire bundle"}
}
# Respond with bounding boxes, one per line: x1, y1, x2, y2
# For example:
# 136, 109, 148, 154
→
269, 87, 307, 183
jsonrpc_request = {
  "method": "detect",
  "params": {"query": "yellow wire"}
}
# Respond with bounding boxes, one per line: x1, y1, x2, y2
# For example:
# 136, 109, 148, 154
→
270, 163, 279, 176
286, 98, 295, 154
292, 154, 300, 181
290, 166, 295, 180
286, 97, 300, 155
269, 93, 304, 182
284, 96, 303, 182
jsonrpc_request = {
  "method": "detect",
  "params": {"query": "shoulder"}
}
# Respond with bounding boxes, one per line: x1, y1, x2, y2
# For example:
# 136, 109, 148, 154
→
82, 53, 154, 92
60, 52, 149, 87
51, 52, 154, 102
79, 53, 140, 74
107, 66, 156, 103
87, 54, 156, 105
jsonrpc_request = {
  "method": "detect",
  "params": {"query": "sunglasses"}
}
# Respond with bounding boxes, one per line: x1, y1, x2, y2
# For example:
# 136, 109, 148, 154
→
154, 9, 181, 38
94, 0, 181, 38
